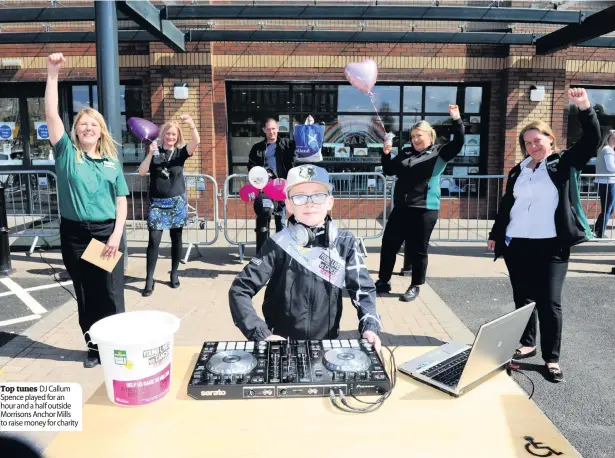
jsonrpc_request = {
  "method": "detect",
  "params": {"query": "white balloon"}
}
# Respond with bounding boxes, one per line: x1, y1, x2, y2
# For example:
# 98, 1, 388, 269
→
248, 166, 269, 190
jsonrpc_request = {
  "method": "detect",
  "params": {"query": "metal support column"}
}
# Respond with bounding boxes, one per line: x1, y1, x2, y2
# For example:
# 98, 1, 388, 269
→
0, 185, 15, 276
95, 1, 128, 268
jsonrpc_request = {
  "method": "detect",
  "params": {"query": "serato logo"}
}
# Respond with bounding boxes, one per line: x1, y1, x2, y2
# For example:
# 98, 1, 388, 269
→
201, 389, 226, 396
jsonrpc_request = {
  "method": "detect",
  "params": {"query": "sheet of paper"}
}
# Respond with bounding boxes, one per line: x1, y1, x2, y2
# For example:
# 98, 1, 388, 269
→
81, 238, 122, 273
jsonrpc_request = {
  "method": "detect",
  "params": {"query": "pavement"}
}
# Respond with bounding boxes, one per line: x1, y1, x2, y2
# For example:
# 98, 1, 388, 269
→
428, 243, 615, 458
0, 237, 613, 457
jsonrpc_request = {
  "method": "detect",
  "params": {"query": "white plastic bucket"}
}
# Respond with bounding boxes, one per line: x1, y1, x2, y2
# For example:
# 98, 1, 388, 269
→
88, 311, 180, 406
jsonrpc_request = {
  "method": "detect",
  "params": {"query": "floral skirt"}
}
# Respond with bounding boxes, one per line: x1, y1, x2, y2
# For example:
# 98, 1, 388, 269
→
147, 194, 188, 231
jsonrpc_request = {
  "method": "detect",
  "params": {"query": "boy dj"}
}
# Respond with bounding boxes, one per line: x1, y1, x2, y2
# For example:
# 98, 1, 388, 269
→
229, 165, 382, 350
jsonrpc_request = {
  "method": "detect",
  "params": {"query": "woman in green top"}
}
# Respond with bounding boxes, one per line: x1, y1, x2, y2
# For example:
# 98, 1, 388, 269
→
45, 52, 129, 369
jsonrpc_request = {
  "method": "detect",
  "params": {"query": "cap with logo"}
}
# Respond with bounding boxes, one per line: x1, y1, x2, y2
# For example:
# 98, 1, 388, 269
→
285, 165, 332, 194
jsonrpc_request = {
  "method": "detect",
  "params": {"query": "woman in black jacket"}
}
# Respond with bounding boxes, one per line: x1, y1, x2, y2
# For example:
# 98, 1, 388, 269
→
376, 105, 464, 301
488, 88, 600, 383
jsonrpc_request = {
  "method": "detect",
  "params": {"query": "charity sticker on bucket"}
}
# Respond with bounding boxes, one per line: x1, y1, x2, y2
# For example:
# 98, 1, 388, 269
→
88, 311, 180, 406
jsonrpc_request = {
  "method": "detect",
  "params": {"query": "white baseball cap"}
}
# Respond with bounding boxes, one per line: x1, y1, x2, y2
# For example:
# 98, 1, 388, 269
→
285, 165, 332, 194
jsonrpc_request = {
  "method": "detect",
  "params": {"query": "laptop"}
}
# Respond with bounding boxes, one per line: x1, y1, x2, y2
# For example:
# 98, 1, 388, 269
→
398, 303, 535, 397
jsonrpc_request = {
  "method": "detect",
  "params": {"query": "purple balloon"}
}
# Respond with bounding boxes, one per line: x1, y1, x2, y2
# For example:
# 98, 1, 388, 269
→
344, 59, 378, 95
127, 117, 159, 143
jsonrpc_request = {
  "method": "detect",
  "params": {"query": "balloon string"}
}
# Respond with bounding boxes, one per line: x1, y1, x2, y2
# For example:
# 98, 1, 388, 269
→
369, 92, 386, 138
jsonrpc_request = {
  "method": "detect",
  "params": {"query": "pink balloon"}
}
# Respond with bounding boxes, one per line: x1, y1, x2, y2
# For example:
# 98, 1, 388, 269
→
239, 184, 259, 203
263, 178, 287, 201
344, 59, 378, 95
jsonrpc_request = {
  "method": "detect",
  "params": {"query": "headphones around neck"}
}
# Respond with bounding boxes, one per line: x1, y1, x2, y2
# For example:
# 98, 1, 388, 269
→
288, 214, 337, 248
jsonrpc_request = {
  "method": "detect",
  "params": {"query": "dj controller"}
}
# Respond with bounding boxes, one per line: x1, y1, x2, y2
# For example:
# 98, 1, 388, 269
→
188, 339, 391, 399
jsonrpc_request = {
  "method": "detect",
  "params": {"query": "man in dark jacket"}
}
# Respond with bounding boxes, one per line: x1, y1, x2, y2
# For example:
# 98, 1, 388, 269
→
249, 117, 312, 231
249, 116, 314, 252
229, 165, 382, 350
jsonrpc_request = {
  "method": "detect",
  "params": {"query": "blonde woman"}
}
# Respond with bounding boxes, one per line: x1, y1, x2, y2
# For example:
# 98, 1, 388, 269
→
138, 116, 200, 297
593, 130, 615, 238
376, 105, 464, 301
488, 88, 600, 382
45, 53, 128, 368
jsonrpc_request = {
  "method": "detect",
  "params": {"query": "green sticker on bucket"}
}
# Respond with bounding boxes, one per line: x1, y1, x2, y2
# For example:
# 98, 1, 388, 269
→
114, 350, 127, 366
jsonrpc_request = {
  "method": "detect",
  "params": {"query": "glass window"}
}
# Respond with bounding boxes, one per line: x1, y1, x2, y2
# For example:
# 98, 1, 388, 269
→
291, 84, 313, 112
587, 88, 615, 115
0, 97, 22, 165
403, 86, 422, 113
567, 87, 615, 174
72, 86, 90, 112
337, 85, 400, 113
227, 83, 486, 177
28, 98, 54, 165
70, 83, 144, 163
229, 113, 265, 166
464, 87, 483, 114
92, 86, 99, 111
315, 84, 338, 113
425, 86, 457, 113
229, 84, 290, 114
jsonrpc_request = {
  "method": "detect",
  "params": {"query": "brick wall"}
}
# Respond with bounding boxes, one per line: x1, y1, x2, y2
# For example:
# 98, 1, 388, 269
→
5, 38, 615, 222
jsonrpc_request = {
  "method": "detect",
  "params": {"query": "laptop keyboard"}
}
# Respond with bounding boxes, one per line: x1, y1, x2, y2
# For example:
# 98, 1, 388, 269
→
421, 349, 471, 387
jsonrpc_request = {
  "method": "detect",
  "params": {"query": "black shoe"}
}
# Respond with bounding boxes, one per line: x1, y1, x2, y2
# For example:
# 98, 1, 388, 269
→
375, 280, 391, 294
142, 281, 155, 297
546, 365, 565, 383
170, 272, 180, 289
512, 348, 537, 360
83, 350, 100, 368
400, 285, 420, 302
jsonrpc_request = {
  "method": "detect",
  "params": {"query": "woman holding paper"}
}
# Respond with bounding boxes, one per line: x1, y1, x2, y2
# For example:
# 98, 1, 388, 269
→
45, 53, 128, 369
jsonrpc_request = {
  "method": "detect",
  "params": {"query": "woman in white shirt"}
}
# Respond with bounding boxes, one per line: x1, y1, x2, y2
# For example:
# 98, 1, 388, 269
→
593, 130, 615, 238
487, 88, 601, 383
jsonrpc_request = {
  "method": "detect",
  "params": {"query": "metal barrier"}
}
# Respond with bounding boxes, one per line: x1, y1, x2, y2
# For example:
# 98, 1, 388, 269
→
431, 175, 506, 242
124, 173, 220, 262
390, 173, 615, 243
223, 172, 388, 260
0, 170, 60, 254
578, 174, 615, 241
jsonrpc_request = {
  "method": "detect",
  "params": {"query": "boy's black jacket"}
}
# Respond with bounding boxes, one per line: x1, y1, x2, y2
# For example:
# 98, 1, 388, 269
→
229, 226, 381, 341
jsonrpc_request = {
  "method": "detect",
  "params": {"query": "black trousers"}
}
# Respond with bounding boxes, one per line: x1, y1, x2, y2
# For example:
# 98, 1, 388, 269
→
378, 206, 439, 286
503, 238, 568, 364
255, 200, 286, 254
60, 217, 125, 351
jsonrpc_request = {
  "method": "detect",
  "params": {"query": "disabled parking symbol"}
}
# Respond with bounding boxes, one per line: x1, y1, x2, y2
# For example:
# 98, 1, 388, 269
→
523, 436, 563, 457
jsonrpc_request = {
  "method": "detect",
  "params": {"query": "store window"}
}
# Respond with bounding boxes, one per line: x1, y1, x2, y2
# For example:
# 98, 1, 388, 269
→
227, 82, 487, 181
567, 87, 615, 195
70, 83, 145, 163
0, 98, 22, 165
567, 86, 615, 171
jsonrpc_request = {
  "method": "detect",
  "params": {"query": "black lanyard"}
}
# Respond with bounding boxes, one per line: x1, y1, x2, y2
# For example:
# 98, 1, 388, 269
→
157, 147, 176, 167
